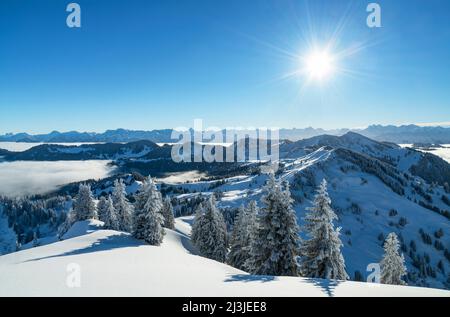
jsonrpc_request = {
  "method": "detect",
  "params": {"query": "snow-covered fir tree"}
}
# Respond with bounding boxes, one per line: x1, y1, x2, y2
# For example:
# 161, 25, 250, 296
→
112, 179, 133, 232
245, 174, 300, 276
161, 197, 175, 229
191, 203, 205, 246
57, 209, 75, 240
227, 201, 258, 271
73, 184, 97, 221
191, 196, 227, 262
133, 176, 165, 245
227, 205, 247, 269
242, 200, 259, 253
299, 179, 349, 280
380, 232, 407, 285
97, 196, 109, 223
15, 238, 21, 252
32, 231, 39, 247
103, 196, 120, 231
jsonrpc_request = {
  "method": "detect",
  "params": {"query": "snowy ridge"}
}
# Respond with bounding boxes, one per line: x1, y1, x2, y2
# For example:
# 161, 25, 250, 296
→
0, 219, 448, 297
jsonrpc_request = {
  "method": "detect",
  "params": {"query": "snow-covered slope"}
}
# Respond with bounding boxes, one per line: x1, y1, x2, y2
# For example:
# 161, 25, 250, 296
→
0, 219, 448, 297
163, 135, 450, 289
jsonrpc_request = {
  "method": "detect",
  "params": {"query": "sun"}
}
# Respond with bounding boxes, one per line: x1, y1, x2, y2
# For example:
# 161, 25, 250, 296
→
304, 50, 335, 81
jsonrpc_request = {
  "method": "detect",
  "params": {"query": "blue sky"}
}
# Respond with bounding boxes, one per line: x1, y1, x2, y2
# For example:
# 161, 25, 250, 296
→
1, 0, 449, 133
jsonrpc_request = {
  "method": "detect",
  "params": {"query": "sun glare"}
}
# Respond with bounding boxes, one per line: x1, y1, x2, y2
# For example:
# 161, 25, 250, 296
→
304, 50, 335, 81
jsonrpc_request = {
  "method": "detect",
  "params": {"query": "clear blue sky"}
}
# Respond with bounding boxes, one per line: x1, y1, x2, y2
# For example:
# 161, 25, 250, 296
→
1, 0, 450, 133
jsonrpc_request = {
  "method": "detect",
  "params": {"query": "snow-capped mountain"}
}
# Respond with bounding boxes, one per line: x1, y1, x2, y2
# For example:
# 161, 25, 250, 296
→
0, 129, 174, 143
2, 125, 450, 144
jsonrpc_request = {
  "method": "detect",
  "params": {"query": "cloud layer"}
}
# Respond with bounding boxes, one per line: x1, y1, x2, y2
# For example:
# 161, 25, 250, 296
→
0, 160, 115, 197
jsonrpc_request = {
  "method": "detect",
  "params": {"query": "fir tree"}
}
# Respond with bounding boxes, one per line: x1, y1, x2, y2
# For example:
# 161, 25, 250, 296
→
161, 197, 175, 229
191, 203, 205, 246
228, 201, 258, 271
245, 174, 301, 276
103, 196, 120, 231
57, 209, 76, 240
112, 179, 134, 232
227, 205, 247, 269
97, 196, 109, 223
242, 200, 259, 254
380, 232, 407, 285
299, 179, 349, 280
191, 196, 227, 262
32, 231, 39, 247
73, 184, 97, 221
133, 176, 165, 245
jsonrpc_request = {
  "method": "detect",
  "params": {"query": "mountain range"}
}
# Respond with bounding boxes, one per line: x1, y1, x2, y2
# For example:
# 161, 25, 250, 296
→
2, 125, 450, 144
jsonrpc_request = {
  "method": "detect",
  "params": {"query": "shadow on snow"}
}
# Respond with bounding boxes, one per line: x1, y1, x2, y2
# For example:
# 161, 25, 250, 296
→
22, 233, 145, 263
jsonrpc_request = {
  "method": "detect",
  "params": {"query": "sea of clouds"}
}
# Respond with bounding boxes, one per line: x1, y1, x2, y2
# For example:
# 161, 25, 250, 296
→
0, 160, 115, 197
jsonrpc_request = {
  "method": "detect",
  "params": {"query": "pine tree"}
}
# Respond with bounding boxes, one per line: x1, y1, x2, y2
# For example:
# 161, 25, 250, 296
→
299, 179, 349, 280
161, 197, 175, 229
73, 184, 97, 221
103, 196, 120, 231
227, 201, 258, 271
112, 179, 133, 232
133, 176, 165, 245
380, 232, 407, 285
191, 196, 227, 262
245, 174, 301, 276
97, 196, 109, 222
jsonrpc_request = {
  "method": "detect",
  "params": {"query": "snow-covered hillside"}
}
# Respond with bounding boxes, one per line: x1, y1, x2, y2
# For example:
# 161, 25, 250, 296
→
1, 132, 450, 291
0, 219, 448, 297
156, 133, 450, 289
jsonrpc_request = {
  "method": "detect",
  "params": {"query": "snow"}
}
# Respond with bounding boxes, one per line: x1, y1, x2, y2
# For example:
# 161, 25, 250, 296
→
0, 219, 448, 297
164, 142, 450, 289
282, 148, 450, 289
1, 133, 450, 294
62, 220, 104, 240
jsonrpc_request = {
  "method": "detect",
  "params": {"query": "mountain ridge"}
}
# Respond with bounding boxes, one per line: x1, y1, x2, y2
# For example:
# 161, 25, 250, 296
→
2, 125, 450, 144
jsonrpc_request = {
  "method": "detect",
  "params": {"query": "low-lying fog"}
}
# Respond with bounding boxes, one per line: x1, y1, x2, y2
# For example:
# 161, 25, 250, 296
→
0, 142, 103, 152
0, 160, 115, 197
400, 144, 450, 163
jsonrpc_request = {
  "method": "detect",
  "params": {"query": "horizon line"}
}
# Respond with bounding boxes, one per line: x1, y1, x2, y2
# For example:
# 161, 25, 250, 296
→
1, 122, 450, 136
